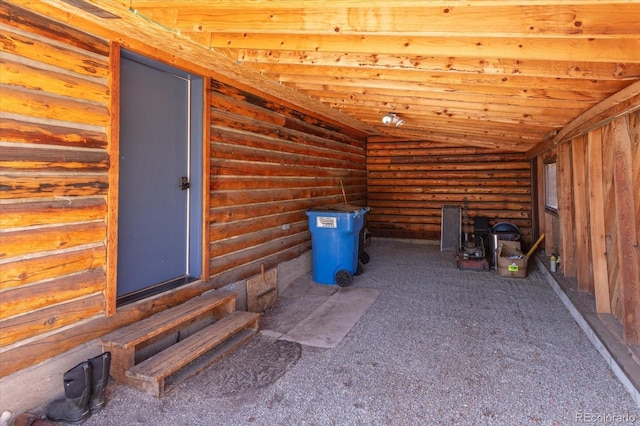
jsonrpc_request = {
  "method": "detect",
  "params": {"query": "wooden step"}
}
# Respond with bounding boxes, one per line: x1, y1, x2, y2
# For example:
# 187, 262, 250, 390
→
127, 310, 260, 396
100, 291, 244, 391
101, 291, 236, 351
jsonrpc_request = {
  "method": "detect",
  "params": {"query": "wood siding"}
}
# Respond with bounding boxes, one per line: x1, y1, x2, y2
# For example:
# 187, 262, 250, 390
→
535, 111, 640, 344
367, 140, 532, 243
206, 81, 367, 286
0, 3, 366, 377
0, 4, 109, 348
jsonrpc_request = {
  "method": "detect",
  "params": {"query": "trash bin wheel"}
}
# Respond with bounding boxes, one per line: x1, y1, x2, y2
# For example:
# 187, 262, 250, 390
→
360, 250, 370, 265
335, 269, 353, 287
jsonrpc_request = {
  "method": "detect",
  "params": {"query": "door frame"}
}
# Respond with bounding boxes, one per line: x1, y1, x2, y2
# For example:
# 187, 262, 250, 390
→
105, 43, 209, 315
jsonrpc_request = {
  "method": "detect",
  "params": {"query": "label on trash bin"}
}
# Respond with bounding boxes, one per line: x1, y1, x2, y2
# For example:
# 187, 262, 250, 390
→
508, 263, 519, 272
316, 216, 337, 228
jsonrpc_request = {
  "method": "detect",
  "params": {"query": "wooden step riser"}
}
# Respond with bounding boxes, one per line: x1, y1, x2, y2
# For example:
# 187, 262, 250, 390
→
124, 311, 260, 396
101, 291, 237, 383
140, 328, 257, 397
100, 291, 236, 350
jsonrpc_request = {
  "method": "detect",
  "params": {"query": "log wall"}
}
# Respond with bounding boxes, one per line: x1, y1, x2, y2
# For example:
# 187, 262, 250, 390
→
205, 81, 367, 287
0, 3, 366, 377
536, 110, 640, 344
0, 5, 110, 347
367, 140, 533, 244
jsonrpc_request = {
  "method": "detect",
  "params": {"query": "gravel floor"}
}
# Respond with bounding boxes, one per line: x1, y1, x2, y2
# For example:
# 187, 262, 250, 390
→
80, 239, 638, 425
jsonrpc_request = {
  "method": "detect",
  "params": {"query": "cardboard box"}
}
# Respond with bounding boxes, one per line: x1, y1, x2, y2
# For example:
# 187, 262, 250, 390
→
497, 240, 528, 278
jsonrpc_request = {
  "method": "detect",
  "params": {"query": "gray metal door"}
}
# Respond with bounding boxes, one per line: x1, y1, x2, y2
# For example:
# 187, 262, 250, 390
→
117, 56, 194, 299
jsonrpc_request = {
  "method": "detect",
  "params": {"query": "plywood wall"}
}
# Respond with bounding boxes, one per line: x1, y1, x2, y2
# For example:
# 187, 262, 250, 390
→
0, 4, 110, 347
367, 140, 532, 244
537, 110, 640, 344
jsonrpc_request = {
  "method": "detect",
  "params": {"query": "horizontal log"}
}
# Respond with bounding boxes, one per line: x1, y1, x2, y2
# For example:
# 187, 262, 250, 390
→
369, 207, 531, 219
1, 86, 109, 126
0, 293, 104, 347
366, 162, 531, 172
0, 245, 106, 290
367, 154, 527, 164
210, 185, 366, 208
211, 176, 366, 191
368, 148, 528, 159
367, 200, 532, 212
210, 221, 308, 258
209, 79, 367, 141
0, 174, 108, 199
211, 141, 364, 172
369, 186, 530, 195
0, 221, 106, 260
0, 26, 109, 79
210, 92, 361, 146
0, 2, 109, 56
210, 210, 307, 241
1, 268, 104, 320
0, 145, 109, 172
0, 198, 106, 228
0, 57, 109, 104
210, 122, 365, 162
209, 232, 310, 276
211, 158, 366, 179
368, 193, 531, 203
368, 228, 440, 241
368, 178, 530, 188
0, 117, 108, 149
368, 170, 531, 180
210, 198, 313, 224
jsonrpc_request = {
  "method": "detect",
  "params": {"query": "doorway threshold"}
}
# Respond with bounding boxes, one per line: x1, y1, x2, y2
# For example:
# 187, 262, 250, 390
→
117, 275, 198, 307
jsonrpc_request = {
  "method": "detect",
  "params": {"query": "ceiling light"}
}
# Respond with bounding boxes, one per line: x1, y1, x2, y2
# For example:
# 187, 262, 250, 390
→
382, 112, 405, 127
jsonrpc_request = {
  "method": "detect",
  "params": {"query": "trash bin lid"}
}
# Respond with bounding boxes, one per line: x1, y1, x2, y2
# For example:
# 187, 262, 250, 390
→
307, 204, 369, 213
491, 222, 520, 234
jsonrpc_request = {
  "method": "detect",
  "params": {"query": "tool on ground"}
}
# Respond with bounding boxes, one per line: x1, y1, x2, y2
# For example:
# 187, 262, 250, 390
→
526, 233, 545, 258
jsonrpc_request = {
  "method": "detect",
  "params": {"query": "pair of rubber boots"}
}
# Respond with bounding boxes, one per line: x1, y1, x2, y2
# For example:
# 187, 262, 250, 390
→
45, 352, 111, 424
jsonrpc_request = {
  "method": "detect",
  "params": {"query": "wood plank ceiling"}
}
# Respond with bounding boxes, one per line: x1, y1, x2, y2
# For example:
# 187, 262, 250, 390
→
68, 1, 640, 152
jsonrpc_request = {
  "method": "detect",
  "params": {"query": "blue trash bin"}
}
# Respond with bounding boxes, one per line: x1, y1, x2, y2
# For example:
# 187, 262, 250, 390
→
306, 205, 370, 286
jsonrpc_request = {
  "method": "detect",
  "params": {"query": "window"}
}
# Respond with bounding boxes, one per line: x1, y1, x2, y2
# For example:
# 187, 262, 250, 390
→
544, 161, 558, 210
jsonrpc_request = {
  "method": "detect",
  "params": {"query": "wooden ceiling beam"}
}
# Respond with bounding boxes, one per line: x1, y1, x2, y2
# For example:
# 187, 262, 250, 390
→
302, 87, 596, 111
255, 64, 630, 93
220, 49, 640, 81
209, 33, 640, 63
288, 81, 607, 104
313, 92, 586, 119
327, 103, 574, 128
132, 4, 640, 38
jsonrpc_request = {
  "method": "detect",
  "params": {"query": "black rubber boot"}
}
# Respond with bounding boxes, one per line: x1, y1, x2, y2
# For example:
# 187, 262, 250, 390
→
88, 352, 111, 412
46, 361, 91, 424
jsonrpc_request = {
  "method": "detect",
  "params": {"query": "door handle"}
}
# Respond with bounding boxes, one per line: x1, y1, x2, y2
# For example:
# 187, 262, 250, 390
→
180, 176, 190, 190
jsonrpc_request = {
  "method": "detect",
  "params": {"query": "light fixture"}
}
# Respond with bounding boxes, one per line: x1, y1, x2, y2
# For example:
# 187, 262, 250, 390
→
381, 112, 405, 127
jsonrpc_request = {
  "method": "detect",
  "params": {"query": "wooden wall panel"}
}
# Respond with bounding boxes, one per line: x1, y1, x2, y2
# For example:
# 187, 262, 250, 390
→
611, 115, 640, 344
207, 82, 366, 287
366, 141, 532, 243
533, 110, 639, 343
0, 4, 109, 348
572, 135, 593, 293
